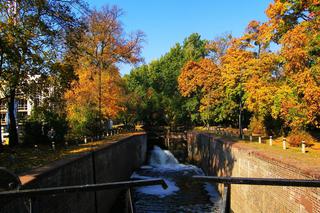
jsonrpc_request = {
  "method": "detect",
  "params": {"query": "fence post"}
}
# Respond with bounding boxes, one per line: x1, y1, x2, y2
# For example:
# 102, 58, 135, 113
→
302, 141, 306, 153
127, 188, 134, 213
282, 138, 286, 150
269, 136, 273, 146
27, 197, 33, 213
225, 183, 231, 213
258, 136, 261, 144
51, 142, 55, 151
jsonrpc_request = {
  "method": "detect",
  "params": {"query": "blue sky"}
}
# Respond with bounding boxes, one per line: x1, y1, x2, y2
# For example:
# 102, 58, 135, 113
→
86, 0, 273, 75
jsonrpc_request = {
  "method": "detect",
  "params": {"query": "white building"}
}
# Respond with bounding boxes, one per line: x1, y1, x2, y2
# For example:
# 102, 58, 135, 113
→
0, 95, 33, 144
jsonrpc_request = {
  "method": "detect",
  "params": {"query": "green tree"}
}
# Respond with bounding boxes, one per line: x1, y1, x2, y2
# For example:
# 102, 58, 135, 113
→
0, 0, 86, 146
124, 33, 208, 129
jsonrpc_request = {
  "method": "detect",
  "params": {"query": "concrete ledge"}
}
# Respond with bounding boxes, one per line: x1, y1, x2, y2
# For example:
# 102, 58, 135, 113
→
187, 131, 320, 213
1, 133, 147, 213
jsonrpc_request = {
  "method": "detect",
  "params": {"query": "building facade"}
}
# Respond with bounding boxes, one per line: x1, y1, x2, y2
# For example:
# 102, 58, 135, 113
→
0, 96, 33, 144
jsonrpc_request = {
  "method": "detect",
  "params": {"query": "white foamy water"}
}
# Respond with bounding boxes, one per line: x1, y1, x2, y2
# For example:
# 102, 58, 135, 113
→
131, 146, 183, 198
131, 146, 203, 198
131, 172, 179, 198
149, 146, 179, 166
148, 146, 204, 174
131, 146, 221, 212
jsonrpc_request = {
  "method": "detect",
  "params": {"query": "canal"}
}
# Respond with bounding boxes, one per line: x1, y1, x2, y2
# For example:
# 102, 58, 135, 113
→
131, 141, 222, 212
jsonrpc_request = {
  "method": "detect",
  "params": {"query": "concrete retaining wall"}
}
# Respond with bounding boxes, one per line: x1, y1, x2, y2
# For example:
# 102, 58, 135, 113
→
1, 133, 147, 213
187, 132, 320, 213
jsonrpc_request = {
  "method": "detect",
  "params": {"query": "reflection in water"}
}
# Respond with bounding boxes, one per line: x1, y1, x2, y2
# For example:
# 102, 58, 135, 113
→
131, 146, 221, 212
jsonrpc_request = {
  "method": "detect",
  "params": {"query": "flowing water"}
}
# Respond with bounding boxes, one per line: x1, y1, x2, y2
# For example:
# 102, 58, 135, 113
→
131, 146, 221, 212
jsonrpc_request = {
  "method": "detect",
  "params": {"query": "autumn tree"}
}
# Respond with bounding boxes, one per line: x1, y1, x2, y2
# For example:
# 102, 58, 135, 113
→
262, 0, 320, 131
65, 64, 124, 137
178, 59, 222, 125
179, 33, 254, 129
127, 0, 320, 137
65, 5, 144, 136
206, 33, 232, 65
228, 0, 319, 134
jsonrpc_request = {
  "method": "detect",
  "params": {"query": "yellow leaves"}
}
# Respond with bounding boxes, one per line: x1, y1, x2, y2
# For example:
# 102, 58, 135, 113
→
81, 7, 144, 68
245, 75, 276, 116
257, 23, 274, 45
178, 0, 320, 130
221, 42, 254, 88
178, 58, 222, 114
304, 81, 320, 127
63, 6, 144, 132
266, 0, 290, 19
280, 24, 309, 74
65, 64, 124, 120
178, 59, 220, 97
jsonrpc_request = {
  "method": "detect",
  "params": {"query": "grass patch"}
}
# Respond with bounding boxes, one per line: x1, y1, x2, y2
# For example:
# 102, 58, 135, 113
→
196, 129, 320, 170
0, 133, 137, 175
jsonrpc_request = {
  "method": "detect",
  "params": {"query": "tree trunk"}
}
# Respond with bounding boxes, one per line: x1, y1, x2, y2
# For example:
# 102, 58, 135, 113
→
8, 89, 18, 146
0, 122, 3, 151
0, 120, 2, 142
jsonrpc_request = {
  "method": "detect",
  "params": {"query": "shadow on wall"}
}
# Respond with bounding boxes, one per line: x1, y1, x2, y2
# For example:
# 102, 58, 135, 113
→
187, 132, 235, 177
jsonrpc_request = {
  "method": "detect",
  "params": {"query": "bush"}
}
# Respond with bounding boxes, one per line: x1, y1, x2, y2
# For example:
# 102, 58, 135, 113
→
68, 106, 101, 138
263, 115, 287, 136
23, 107, 68, 145
249, 117, 266, 136
287, 131, 316, 147
24, 121, 48, 145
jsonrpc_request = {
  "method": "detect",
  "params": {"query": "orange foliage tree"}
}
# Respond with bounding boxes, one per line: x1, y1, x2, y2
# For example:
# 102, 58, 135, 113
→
65, 63, 124, 136
178, 58, 222, 124
64, 5, 144, 137
178, 0, 320, 136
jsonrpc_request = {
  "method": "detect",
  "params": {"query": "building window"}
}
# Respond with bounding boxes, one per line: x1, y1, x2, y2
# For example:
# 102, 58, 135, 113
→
33, 95, 41, 107
17, 99, 28, 111
0, 113, 6, 124
17, 112, 27, 123
0, 101, 6, 111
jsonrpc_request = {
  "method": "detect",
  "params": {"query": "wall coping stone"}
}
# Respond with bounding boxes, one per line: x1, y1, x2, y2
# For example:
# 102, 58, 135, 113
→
19, 132, 146, 186
190, 131, 320, 179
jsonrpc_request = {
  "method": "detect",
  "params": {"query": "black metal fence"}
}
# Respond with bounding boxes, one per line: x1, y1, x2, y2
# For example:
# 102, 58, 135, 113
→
193, 176, 320, 213
2, 174, 320, 213
0, 179, 167, 213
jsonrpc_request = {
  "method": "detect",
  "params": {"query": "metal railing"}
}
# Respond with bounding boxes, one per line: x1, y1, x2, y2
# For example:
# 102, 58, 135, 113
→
193, 176, 320, 213
0, 178, 167, 213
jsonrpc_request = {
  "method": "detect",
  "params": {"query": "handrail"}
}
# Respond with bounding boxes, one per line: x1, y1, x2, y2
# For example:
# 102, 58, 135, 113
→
220, 184, 229, 213
193, 176, 320, 187
0, 178, 168, 199
193, 176, 320, 213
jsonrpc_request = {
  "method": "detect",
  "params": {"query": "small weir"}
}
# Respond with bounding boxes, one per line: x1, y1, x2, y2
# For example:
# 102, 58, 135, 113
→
131, 146, 221, 212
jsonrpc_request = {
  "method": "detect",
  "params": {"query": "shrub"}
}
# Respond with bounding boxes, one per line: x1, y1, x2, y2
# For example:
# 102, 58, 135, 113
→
249, 117, 266, 136
67, 105, 102, 139
287, 131, 316, 147
23, 107, 68, 145
23, 121, 48, 145
263, 115, 286, 136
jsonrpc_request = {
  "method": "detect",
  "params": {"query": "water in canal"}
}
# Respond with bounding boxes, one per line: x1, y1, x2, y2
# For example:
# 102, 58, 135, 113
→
131, 146, 221, 212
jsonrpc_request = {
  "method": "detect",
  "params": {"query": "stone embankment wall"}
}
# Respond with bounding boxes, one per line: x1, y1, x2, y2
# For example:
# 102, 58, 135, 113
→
1, 133, 147, 213
187, 132, 320, 213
